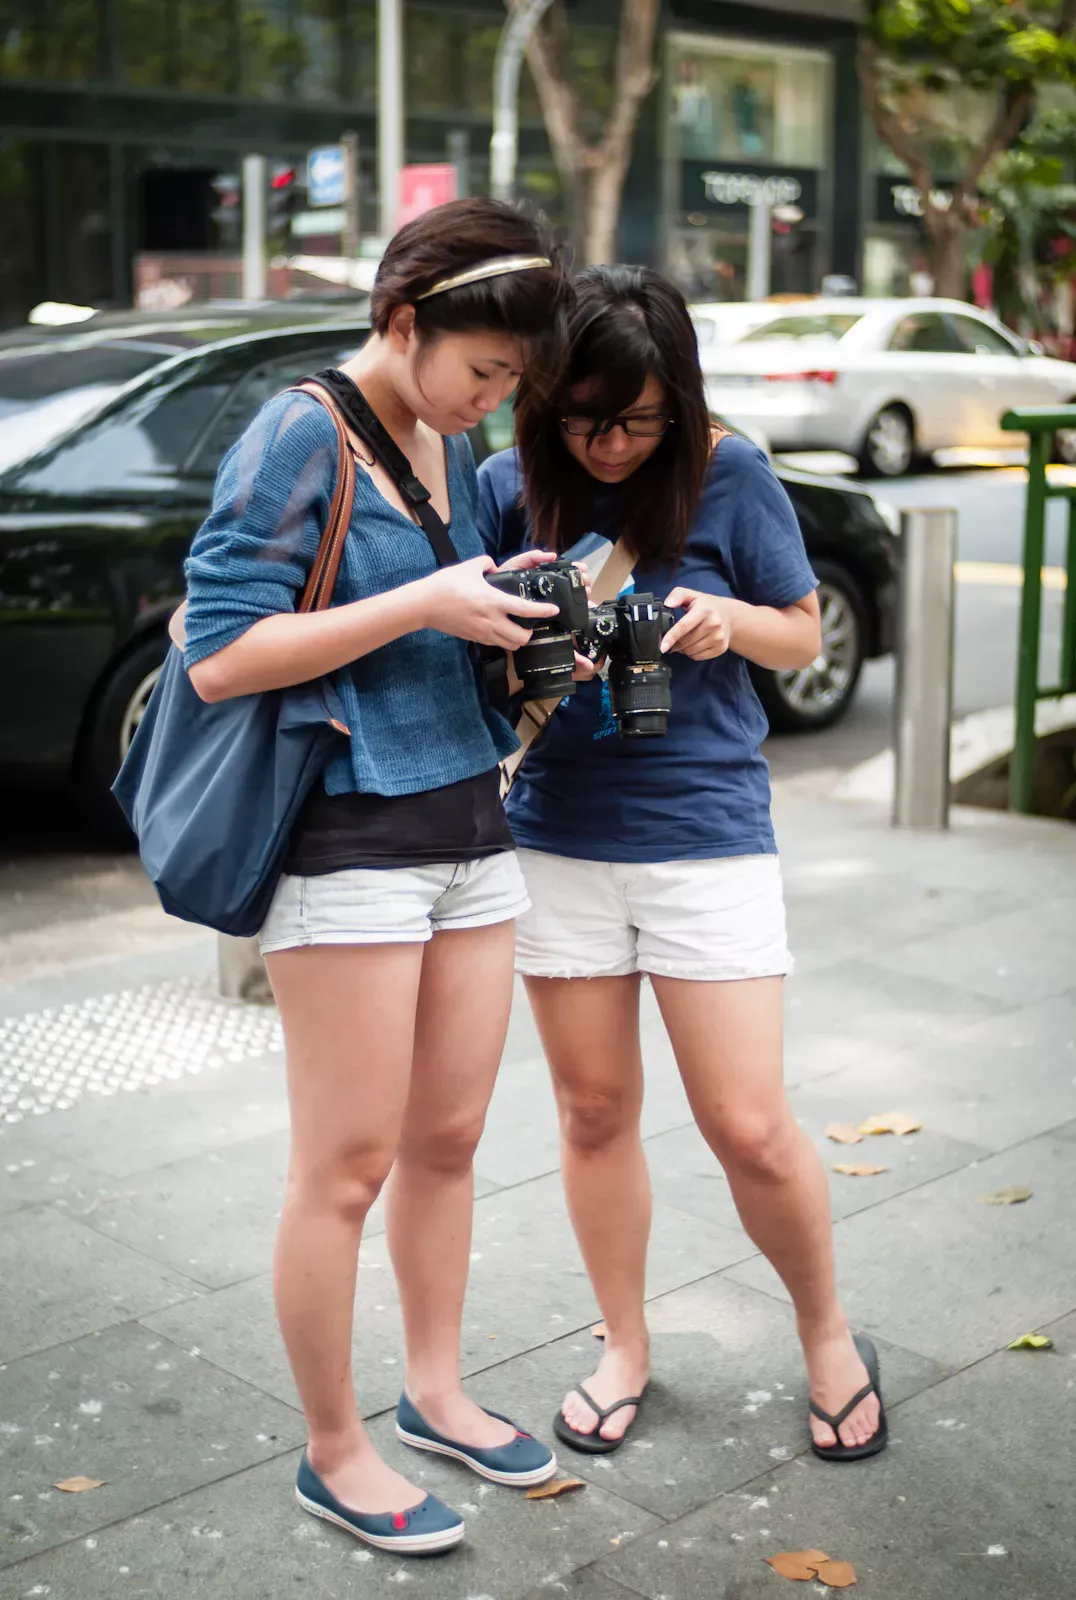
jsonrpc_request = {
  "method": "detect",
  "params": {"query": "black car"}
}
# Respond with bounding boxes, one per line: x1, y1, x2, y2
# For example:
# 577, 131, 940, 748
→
0, 311, 898, 840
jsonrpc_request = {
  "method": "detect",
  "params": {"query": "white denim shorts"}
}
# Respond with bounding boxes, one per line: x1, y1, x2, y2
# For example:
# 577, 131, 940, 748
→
514, 848, 792, 982
259, 853, 530, 953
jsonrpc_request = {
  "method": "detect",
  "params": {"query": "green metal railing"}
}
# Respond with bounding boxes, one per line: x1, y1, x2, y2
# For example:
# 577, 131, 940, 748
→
999, 407, 1076, 812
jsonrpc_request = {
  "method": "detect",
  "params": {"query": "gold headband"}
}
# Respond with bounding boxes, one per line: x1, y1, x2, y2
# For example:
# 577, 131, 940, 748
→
415, 255, 552, 301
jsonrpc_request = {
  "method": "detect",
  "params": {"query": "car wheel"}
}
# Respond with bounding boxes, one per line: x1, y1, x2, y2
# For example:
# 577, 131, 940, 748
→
859, 405, 914, 478
1050, 405, 1076, 465
74, 634, 167, 843
752, 561, 865, 733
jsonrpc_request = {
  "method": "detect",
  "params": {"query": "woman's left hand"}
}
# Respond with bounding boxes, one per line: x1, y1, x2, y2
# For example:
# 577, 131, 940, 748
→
661, 588, 740, 660
495, 549, 591, 596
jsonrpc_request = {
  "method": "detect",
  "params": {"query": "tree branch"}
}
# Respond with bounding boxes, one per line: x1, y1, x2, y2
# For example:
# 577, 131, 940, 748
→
596, 0, 660, 168
508, 0, 586, 186
857, 37, 935, 196
954, 85, 1033, 203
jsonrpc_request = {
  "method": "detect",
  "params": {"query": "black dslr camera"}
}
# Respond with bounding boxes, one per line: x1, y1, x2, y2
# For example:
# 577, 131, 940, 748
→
583, 593, 677, 738
485, 559, 590, 701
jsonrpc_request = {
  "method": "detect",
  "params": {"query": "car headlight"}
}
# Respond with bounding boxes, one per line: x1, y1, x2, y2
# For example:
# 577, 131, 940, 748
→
873, 497, 901, 536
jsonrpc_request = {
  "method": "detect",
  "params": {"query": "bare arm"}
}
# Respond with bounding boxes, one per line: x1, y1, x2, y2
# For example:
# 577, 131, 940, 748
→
662, 587, 821, 669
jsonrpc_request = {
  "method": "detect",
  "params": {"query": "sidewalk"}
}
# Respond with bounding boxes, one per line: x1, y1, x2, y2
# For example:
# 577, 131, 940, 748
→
1, 795, 1074, 1600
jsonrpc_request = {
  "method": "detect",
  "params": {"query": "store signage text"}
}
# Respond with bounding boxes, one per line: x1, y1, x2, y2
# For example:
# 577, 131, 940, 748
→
681, 161, 818, 219
889, 183, 952, 218
701, 171, 802, 207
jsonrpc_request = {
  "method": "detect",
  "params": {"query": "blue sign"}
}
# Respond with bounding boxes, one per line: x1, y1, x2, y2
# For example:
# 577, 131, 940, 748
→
307, 145, 346, 209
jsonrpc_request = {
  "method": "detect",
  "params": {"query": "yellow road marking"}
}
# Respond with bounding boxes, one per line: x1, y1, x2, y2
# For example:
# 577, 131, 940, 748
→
955, 561, 1067, 590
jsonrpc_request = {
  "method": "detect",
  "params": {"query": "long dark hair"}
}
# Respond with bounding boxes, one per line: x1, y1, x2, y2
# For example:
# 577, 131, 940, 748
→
371, 198, 572, 406
515, 265, 712, 566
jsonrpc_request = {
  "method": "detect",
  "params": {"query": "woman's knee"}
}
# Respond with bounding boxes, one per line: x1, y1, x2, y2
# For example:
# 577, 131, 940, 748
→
290, 1138, 397, 1227
557, 1080, 639, 1154
707, 1105, 799, 1182
396, 1110, 487, 1178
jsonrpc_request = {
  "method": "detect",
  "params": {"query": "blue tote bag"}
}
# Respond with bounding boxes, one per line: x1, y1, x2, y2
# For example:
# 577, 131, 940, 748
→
112, 383, 356, 938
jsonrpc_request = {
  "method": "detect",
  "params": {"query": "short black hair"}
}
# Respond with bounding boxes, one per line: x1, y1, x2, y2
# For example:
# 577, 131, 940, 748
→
515, 265, 713, 566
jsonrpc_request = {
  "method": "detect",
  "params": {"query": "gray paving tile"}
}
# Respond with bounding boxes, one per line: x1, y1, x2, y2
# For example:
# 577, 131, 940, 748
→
521, 1574, 647, 1600
143, 1173, 754, 1417
0, 1208, 201, 1365
598, 1313, 1076, 1600
0, 1322, 305, 1570
725, 1134, 1076, 1369
785, 876, 1019, 976
784, 959, 1006, 1056
65, 1131, 499, 1291
795, 995, 1076, 1153
645, 1097, 988, 1231
873, 896, 1076, 1007
0, 1433, 660, 1600
0, 1130, 107, 1218
459, 1275, 942, 1520
4, 1051, 289, 1180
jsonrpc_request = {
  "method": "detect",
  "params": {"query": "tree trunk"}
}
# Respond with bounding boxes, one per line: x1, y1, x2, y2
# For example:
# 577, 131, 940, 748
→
584, 158, 626, 265
928, 214, 968, 299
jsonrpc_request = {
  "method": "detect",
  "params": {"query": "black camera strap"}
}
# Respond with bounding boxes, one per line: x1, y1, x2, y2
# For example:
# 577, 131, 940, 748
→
309, 368, 460, 569
305, 368, 511, 715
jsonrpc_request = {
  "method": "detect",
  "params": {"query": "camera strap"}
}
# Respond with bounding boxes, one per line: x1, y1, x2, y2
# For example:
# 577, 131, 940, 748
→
500, 535, 635, 798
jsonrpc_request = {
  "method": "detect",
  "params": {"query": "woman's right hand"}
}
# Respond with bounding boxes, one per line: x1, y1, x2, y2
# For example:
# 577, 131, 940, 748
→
414, 556, 559, 649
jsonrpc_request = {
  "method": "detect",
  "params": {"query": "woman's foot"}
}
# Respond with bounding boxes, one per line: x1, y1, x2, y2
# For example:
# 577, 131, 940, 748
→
800, 1321, 882, 1450
405, 1387, 517, 1451
308, 1435, 427, 1516
560, 1337, 651, 1443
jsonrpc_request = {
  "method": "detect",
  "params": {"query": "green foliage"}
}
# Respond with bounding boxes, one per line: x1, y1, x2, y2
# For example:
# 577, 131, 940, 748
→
869, 0, 1076, 89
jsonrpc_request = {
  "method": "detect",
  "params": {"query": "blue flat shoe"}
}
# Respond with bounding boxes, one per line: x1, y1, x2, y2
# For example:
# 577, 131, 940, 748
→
295, 1451, 464, 1554
396, 1392, 558, 1487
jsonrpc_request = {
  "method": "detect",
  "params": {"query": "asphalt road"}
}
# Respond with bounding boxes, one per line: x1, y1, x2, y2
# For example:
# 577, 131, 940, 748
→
3, 462, 1066, 937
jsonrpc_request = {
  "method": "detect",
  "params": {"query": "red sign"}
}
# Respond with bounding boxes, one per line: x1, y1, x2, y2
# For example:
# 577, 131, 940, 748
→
398, 164, 458, 227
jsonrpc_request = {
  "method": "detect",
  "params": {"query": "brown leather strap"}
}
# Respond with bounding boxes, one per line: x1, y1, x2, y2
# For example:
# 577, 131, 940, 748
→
289, 380, 357, 614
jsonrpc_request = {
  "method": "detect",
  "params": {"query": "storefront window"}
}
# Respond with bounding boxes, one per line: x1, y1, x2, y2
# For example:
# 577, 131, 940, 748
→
240, 1, 301, 100
114, 0, 170, 88
294, 0, 346, 102
406, 7, 459, 113
2, 0, 105, 83
670, 39, 828, 167
176, 1, 236, 94
462, 23, 541, 119
349, 1, 376, 102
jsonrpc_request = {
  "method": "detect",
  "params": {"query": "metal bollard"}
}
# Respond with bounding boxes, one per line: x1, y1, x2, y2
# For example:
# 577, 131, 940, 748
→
892, 507, 957, 829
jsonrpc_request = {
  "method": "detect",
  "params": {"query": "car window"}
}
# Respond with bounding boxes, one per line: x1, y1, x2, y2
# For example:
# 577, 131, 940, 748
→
741, 314, 863, 343
887, 314, 964, 355
10, 373, 231, 494
0, 341, 166, 404
949, 316, 1019, 357
187, 341, 363, 477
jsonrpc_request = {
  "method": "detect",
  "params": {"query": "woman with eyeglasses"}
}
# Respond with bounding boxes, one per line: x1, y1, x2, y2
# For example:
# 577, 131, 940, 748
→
477, 265, 886, 1466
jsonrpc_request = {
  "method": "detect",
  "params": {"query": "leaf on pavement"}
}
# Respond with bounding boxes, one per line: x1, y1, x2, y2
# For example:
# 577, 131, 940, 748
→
590, 1321, 607, 1339
832, 1162, 887, 1177
825, 1123, 863, 1145
525, 1476, 586, 1500
857, 1112, 922, 1137
1007, 1333, 1053, 1350
54, 1477, 105, 1494
765, 1550, 829, 1580
815, 1560, 857, 1588
979, 1186, 1032, 1205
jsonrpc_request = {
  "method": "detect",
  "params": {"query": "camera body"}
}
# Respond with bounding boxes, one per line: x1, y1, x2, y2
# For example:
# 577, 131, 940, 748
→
584, 593, 677, 738
485, 559, 590, 701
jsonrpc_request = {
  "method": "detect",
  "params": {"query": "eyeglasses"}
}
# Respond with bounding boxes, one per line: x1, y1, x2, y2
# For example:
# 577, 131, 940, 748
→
560, 414, 674, 439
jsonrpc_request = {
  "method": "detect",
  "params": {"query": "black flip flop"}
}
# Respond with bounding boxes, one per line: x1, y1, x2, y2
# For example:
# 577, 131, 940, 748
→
552, 1381, 648, 1456
810, 1332, 888, 1463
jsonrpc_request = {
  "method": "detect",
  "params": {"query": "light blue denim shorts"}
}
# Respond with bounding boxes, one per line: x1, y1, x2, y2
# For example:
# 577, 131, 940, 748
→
259, 853, 530, 953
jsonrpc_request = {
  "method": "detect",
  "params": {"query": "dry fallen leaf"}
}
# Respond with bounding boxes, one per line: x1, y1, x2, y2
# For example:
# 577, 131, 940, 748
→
525, 1476, 586, 1500
825, 1123, 863, 1146
832, 1163, 887, 1177
765, 1550, 830, 1581
815, 1560, 857, 1588
1007, 1333, 1053, 1350
979, 1186, 1032, 1205
590, 1321, 607, 1339
857, 1112, 922, 1137
54, 1477, 105, 1494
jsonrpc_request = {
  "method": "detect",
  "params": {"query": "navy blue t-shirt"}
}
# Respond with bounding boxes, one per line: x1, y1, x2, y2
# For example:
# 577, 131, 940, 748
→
476, 440, 817, 863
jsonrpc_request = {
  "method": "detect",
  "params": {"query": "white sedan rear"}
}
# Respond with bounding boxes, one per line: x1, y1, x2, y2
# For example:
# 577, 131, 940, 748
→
703, 297, 1076, 476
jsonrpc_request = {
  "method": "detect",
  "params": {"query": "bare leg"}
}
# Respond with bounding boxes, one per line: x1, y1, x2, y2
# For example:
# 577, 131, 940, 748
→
651, 974, 881, 1450
525, 975, 652, 1443
386, 921, 518, 1448
266, 941, 429, 1512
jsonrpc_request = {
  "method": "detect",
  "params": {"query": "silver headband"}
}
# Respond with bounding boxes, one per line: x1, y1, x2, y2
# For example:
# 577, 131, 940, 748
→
415, 255, 553, 301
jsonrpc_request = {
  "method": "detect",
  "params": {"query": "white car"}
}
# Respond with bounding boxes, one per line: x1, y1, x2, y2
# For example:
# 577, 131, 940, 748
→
690, 300, 800, 353
703, 297, 1076, 476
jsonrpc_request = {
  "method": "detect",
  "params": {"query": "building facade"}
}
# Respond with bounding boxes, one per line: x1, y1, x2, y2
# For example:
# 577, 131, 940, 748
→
0, 0, 866, 327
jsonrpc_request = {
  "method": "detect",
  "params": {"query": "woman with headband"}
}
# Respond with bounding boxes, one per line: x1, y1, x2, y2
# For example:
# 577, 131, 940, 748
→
182, 201, 572, 1555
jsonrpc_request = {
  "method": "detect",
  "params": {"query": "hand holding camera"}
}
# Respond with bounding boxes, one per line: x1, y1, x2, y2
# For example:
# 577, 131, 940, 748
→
421, 555, 560, 650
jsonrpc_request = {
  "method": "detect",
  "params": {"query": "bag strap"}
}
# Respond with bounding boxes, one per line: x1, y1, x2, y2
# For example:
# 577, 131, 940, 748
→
500, 534, 635, 797
305, 367, 459, 569
288, 381, 358, 613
